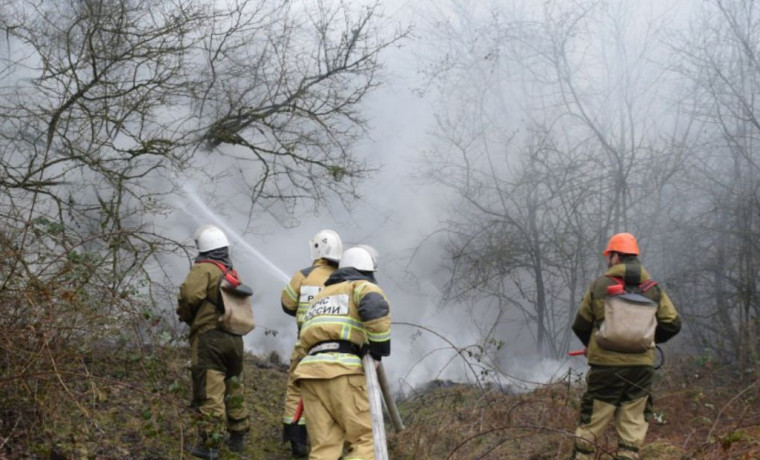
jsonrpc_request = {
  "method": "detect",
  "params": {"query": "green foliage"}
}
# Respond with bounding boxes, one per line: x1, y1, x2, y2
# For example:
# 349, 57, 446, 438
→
693, 349, 716, 369
328, 165, 347, 182
168, 381, 181, 393
720, 430, 746, 450
32, 216, 65, 235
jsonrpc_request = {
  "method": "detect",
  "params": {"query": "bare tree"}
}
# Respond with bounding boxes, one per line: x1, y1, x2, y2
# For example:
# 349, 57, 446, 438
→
0, 0, 405, 449
668, 0, 760, 366
0, 0, 405, 335
417, 0, 685, 359
193, 0, 406, 223
0, 0, 208, 341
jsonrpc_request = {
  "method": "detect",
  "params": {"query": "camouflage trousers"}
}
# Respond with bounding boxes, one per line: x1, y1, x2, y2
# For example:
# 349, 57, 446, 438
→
573, 366, 654, 460
190, 329, 250, 440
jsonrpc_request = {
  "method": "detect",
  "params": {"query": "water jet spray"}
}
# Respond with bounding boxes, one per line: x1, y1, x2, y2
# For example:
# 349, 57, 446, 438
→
180, 184, 291, 284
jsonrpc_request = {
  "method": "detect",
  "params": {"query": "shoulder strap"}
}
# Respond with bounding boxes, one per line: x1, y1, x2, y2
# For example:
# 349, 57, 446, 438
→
605, 276, 625, 296
196, 260, 243, 314
606, 273, 659, 298
639, 279, 658, 292
197, 258, 226, 272
623, 262, 642, 287
197, 259, 240, 287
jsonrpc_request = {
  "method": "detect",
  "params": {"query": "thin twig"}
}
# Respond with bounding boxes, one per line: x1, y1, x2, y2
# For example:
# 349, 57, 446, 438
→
706, 379, 760, 442
0, 417, 20, 451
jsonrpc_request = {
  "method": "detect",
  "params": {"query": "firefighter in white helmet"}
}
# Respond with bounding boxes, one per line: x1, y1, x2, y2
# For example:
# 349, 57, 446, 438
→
280, 230, 343, 457
292, 245, 391, 460
176, 225, 250, 458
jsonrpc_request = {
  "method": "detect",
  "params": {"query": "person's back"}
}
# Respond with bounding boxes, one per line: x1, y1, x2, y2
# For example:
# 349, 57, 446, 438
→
176, 225, 251, 459
280, 230, 342, 457
293, 246, 391, 460
574, 259, 679, 367
296, 270, 389, 380
282, 259, 339, 329
178, 261, 225, 340
570, 233, 681, 460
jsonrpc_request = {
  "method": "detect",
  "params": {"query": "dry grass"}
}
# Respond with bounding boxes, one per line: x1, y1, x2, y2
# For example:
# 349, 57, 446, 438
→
2, 344, 760, 459
0, 344, 295, 459
389, 379, 579, 459
388, 357, 760, 459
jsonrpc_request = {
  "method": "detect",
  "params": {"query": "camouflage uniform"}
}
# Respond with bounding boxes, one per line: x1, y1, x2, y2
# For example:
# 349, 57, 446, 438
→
177, 259, 250, 448
280, 258, 338, 450
571, 261, 681, 460
292, 267, 391, 460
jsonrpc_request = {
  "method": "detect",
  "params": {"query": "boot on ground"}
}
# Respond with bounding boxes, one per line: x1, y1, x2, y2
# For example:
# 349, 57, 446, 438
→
186, 444, 220, 460
228, 430, 248, 454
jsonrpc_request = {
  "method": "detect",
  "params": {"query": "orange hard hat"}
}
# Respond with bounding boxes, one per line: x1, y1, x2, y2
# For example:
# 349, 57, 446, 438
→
602, 232, 639, 256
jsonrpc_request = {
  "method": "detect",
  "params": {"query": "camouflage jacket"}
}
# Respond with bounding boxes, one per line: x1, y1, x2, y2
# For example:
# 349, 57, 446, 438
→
572, 261, 681, 366
176, 262, 224, 341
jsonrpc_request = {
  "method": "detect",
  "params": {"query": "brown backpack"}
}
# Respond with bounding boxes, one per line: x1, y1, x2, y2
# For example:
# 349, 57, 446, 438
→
198, 260, 255, 336
596, 277, 658, 353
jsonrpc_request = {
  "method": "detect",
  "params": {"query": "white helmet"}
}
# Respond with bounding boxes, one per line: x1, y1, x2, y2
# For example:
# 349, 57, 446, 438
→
356, 244, 379, 265
310, 229, 342, 262
339, 246, 378, 272
194, 224, 229, 252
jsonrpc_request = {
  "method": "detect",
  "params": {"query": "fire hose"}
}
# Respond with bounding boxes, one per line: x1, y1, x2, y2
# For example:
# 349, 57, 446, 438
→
568, 347, 664, 369
377, 362, 405, 433
363, 354, 389, 460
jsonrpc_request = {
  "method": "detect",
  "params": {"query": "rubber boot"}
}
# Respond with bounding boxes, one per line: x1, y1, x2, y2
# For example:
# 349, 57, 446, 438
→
290, 424, 308, 458
187, 431, 221, 460
616, 447, 640, 460
186, 444, 220, 460
283, 423, 308, 458
570, 445, 595, 460
228, 430, 248, 454
291, 440, 308, 458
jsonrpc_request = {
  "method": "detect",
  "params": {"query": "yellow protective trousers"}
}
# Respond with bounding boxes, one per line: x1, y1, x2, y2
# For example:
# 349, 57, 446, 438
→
283, 344, 307, 425
298, 374, 374, 460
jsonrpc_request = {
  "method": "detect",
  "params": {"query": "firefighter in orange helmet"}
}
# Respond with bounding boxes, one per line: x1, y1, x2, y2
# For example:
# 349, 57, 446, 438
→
570, 233, 681, 460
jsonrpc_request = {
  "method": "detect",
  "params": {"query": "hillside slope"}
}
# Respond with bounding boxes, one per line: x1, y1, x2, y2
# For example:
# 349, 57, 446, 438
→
2, 346, 759, 459
390, 359, 760, 459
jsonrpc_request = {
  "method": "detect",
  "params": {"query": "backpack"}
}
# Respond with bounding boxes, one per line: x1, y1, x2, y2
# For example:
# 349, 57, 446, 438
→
595, 276, 658, 353
198, 260, 255, 336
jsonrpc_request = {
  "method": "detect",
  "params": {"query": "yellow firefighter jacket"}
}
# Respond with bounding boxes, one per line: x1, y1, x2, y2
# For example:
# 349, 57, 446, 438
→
281, 258, 338, 329
572, 261, 681, 367
293, 267, 391, 381
176, 262, 224, 341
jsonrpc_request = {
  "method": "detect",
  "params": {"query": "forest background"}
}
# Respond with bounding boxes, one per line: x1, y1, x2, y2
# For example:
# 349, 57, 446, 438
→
1, 0, 759, 458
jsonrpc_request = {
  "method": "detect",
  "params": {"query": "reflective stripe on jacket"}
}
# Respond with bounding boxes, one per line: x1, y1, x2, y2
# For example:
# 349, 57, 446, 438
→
294, 270, 390, 381
281, 258, 337, 329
